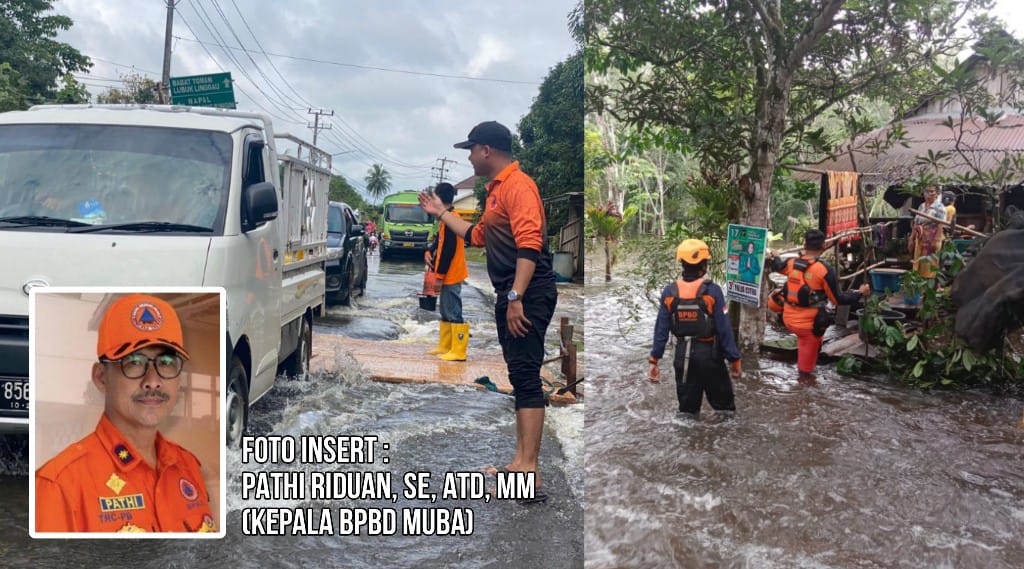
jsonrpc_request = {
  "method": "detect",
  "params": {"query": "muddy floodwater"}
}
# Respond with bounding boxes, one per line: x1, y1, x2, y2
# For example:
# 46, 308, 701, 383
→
585, 269, 1024, 569
0, 255, 583, 568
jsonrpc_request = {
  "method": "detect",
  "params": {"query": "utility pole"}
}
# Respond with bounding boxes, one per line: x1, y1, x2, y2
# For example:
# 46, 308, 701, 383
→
160, 0, 179, 104
431, 157, 455, 184
308, 108, 334, 147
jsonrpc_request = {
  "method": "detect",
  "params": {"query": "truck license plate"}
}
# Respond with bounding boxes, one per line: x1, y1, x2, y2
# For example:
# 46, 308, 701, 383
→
1, 378, 29, 413
403, 242, 415, 247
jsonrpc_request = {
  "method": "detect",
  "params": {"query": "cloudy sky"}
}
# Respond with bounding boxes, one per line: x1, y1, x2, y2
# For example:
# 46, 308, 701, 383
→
55, 0, 579, 198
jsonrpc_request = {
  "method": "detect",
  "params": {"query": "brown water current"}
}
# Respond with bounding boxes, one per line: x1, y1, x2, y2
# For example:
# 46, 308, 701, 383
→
585, 274, 1024, 569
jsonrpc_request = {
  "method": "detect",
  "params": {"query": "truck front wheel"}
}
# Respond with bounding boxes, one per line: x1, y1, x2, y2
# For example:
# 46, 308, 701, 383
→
226, 355, 249, 447
285, 316, 312, 379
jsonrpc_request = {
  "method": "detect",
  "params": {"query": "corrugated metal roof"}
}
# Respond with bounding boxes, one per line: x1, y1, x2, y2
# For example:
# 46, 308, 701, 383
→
793, 115, 1024, 186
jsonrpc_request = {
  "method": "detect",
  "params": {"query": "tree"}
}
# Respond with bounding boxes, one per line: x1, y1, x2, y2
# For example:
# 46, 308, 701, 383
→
586, 0, 989, 351
96, 72, 160, 104
0, 63, 28, 112
52, 74, 88, 104
587, 202, 637, 281
0, 0, 91, 107
329, 175, 370, 211
516, 1, 584, 234
364, 164, 392, 203
517, 49, 584, 233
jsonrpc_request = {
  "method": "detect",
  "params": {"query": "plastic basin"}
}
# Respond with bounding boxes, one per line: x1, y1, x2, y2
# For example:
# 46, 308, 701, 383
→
869, 268, 906, 295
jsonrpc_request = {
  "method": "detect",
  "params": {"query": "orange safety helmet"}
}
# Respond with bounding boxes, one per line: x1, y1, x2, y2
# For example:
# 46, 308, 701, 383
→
676, 239, 712, 264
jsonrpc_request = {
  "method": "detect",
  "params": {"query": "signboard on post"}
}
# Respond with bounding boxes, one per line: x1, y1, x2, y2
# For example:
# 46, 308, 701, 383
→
170, 72, 236, 108
725, 224, 768, 307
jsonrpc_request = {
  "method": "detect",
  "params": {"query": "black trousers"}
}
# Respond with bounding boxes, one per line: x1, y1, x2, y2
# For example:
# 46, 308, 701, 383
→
673, 339, 736, 415
495, 285, 558, 409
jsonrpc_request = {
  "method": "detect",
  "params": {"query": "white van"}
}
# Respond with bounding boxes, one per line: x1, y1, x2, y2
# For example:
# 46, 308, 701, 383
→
0, 105, 329, 444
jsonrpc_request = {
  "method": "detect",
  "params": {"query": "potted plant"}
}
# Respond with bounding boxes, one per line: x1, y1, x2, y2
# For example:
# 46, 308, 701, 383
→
900, 268, 929, 306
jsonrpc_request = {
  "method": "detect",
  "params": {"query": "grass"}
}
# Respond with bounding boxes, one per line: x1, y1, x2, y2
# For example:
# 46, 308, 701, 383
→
464, 247, 487, 264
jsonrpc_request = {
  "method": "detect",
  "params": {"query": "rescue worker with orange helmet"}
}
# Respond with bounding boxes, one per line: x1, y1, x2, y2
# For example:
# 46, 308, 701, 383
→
768, 229, 870, 382
648, 239, 742, 417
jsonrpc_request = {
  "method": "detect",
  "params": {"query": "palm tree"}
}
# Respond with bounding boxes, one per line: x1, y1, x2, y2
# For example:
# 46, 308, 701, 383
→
587, 202, 636, 281
364, 164, 392, 203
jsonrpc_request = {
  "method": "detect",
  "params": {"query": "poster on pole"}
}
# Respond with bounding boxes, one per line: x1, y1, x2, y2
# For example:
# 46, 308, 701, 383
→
725, 224, 768, 307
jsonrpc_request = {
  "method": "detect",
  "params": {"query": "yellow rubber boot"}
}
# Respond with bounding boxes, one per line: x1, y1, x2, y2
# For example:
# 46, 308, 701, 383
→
426, 321, 452, 355
440, 323, 469, 361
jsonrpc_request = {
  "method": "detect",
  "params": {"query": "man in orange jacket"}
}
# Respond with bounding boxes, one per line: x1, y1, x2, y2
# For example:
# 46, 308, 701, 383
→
35, 294, 216, 533
769, 230, 870, 382
418, 120, 558, 503
425, 182, 470, 361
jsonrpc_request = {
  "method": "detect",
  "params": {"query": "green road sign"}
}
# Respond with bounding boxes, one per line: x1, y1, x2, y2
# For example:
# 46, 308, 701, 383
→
170, 72, 236, 108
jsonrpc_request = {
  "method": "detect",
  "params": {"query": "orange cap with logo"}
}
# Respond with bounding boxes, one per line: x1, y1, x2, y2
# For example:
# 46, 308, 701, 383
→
96, 294, 190, 361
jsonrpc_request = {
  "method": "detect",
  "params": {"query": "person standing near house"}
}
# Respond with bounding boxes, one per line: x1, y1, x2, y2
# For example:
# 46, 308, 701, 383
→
769, 229, 870, 382
942, 191, 957, 238
909, 186, 947, 278
425, 182, 470, 361
418, 120, 557, 503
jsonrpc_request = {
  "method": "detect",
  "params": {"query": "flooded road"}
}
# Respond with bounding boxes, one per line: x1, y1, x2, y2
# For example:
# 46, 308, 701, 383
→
584, 267, 1024, 568
0, 254, 583, 568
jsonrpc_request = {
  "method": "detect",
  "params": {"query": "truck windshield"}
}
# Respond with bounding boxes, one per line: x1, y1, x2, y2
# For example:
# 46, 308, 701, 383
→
0, 124, 231, 233
385, 204, 432, 224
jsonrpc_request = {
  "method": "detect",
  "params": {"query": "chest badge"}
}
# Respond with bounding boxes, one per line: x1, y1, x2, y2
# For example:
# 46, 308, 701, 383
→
106, 473, 126, 495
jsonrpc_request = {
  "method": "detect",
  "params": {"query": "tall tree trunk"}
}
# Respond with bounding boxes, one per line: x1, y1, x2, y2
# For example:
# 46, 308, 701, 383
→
604, 238, 612, 281
738, 72, 792, 353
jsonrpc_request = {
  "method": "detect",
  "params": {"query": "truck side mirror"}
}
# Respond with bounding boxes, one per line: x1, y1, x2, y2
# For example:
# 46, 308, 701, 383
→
243, 181, 278, 232
350, 223, 365, 236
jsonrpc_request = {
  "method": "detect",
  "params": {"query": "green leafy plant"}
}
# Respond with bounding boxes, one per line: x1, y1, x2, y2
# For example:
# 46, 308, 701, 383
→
899, 269, 930, 306
841, 251, 1022, 390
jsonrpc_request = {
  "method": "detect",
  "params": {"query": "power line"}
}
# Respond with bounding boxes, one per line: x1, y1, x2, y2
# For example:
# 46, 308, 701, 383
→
171, 34, 543, 85
432, 157, 456, 184
175, 2, 439, 181
185, 0, 300, 113
207, 0, 305, 113
182, 1, 421, 172
87, 57, 160, 76
176, 8, 303, 125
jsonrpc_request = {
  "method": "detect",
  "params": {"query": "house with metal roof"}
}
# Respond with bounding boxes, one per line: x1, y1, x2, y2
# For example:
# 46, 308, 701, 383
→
794, 32, 1024, 234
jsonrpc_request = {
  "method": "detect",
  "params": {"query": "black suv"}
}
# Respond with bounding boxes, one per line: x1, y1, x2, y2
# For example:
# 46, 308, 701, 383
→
326, 201, 368, 305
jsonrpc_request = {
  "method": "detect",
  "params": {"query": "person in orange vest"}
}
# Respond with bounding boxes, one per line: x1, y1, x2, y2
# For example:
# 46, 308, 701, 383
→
648, 239, 742, 418
425, 182, 470, 361
35, 294, 216, 533
769, 229, 870, 382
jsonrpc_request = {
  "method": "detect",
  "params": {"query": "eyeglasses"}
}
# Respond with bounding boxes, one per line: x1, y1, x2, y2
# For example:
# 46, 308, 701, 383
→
100, 352, 184, 379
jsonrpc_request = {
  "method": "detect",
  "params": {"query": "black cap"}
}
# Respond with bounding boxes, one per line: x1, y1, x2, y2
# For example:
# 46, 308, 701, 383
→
453, 121, 511, 152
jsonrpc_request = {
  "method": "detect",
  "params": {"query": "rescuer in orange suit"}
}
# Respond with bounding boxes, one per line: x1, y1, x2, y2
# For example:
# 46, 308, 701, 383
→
35, 294, 216, 533
769, 230, 870, 382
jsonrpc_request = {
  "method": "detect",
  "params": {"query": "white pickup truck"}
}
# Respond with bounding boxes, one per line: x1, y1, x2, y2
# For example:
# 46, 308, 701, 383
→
0, 105, 329, 444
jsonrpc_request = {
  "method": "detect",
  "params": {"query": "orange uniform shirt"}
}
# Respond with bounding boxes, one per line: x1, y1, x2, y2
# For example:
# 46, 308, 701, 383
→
433, 210, 468, 285
35, 414, 216, 533
469, 161, 555, 292
778, 257, 840, 331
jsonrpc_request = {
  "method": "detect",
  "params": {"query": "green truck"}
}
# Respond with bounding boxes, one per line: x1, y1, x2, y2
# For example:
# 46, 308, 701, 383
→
379, 190, 437, 260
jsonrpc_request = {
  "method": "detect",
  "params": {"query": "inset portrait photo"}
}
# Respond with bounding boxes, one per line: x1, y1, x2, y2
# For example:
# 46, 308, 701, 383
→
28, 288, 226, 538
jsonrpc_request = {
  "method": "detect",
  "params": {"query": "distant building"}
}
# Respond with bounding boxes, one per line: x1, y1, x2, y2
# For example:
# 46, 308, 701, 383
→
452, 175, 482, 223
795, 31, 1024, 233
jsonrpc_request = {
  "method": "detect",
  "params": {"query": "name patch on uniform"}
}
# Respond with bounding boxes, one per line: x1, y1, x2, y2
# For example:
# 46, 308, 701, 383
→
99, 493, 146, 512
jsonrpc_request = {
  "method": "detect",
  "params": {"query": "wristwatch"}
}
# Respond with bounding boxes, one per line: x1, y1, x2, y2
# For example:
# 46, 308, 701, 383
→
507, 289, 521, 302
